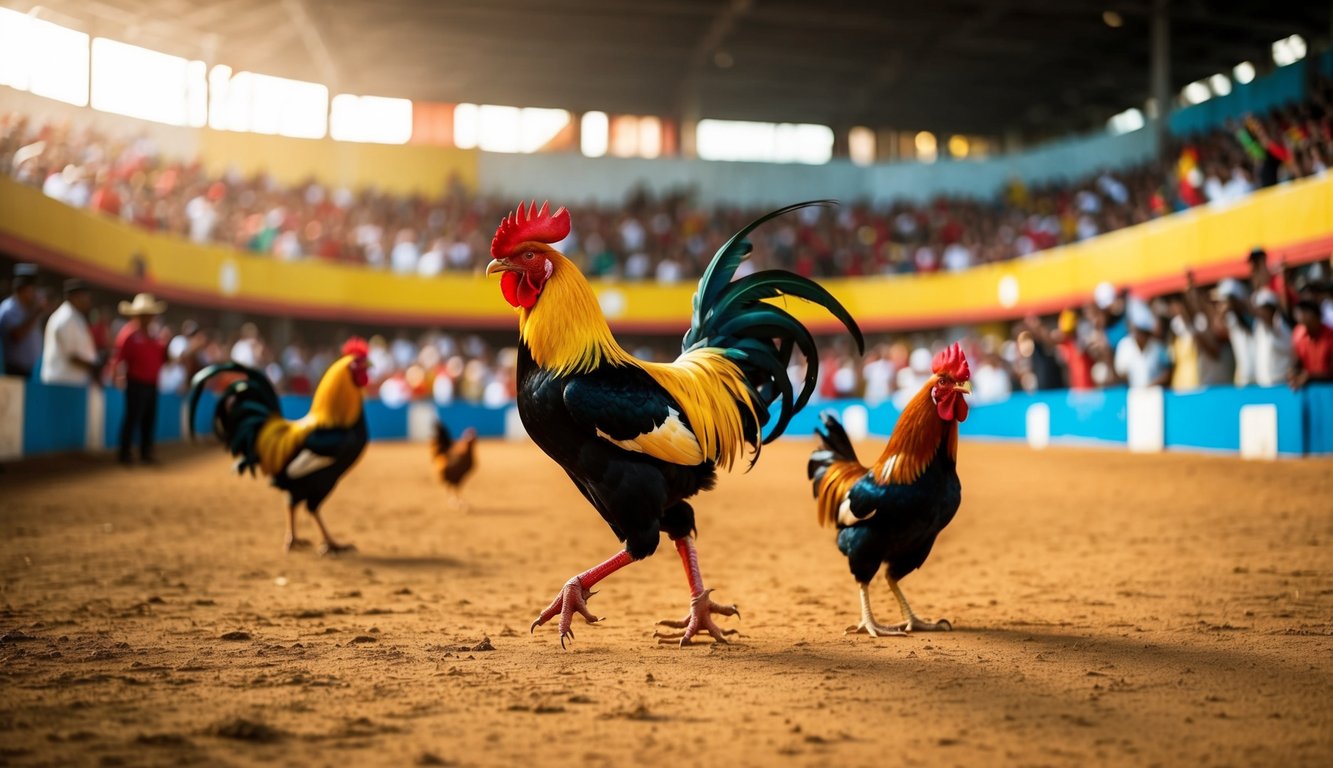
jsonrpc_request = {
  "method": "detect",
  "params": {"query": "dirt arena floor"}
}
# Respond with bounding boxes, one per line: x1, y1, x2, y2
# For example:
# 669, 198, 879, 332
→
2, 437, 1331, 767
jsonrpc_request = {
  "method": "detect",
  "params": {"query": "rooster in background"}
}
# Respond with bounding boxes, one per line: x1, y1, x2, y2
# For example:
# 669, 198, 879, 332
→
487, 200, 863, 647
808, 343, 970, 637
188, 338, 370, 554
431, 421, 477, 509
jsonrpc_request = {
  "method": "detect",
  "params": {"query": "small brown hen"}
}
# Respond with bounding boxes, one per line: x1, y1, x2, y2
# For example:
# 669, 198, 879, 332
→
431, 421, 477, 509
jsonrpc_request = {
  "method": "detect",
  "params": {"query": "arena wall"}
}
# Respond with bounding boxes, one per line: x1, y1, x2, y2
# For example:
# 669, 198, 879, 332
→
4, 378, 1331, 462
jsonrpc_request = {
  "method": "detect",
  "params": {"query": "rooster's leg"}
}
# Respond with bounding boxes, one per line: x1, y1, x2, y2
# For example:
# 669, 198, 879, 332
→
309, 509, 355, 555
284, 504, 312, 552
531, 550, 634, 648
884, 577, 952, 632
845, 582, 909, 637
655, 536, 740, 646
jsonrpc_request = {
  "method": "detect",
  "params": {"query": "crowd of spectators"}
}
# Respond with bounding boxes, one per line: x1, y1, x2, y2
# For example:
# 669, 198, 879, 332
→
0, 264, 524, 406
813, 251, 1333, 407
4, 251, 1331, 420
2, 77, 1330, 284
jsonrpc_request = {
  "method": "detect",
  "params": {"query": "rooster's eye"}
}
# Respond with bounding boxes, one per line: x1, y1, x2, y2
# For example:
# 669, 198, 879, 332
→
524, 251, 534, 260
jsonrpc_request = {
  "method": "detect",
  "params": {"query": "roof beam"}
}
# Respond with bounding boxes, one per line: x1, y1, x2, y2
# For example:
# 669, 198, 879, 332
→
280, 0, 340, 90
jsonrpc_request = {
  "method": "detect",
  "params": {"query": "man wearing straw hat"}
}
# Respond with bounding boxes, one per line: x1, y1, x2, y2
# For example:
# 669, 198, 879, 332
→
112, 293, 168, 465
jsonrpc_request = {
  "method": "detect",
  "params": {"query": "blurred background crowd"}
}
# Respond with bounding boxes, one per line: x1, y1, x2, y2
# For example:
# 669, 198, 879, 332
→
2, 75, 1330, 283
5, 249, 1330, 408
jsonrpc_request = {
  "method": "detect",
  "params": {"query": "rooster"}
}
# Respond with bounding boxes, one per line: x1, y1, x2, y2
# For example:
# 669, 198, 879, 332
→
808, 343, 970, 637
431, 421, 477, 509
188, 338, 370, 554
486, 200, 863, 647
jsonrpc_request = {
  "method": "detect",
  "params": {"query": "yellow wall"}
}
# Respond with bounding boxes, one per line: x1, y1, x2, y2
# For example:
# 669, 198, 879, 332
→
1, 175, 1330, 332
196, 130, 479, 196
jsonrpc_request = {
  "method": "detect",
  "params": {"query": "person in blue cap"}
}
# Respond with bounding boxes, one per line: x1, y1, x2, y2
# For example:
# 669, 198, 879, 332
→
0, 263, 49, 378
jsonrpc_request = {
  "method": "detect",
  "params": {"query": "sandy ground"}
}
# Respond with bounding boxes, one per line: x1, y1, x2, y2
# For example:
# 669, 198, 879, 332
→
1, 437, 1331, 768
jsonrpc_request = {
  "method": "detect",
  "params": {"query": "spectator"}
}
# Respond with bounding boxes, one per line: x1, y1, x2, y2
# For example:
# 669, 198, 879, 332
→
1183, 272, 1234, 386
1289, 299, 1333, 389
156, 323, 188, 395
1020, 315, 1065, 391
861, 344, 894, 406
167, 320, 208, 383
971, 349, 1013, 404
39, 279, 100, 386
1248, 247, 1296, 310
1053, 309, 1095, 390
112, 293, 168, 465
1114, 302, 1173, 388
0, 263, 48, 378
230, 322, 262, 367
1166, 296, 1207, 391
390, 228, 420, 274
1251, 289, 1292, 387
1212, 278, 1255, 386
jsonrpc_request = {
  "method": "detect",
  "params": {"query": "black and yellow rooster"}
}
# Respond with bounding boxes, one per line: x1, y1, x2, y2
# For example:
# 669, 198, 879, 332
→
486, 200, 863, 647
188, 338, 370, 554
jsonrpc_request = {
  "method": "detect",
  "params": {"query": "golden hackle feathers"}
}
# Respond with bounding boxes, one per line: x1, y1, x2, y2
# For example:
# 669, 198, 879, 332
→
871, 375, 957, 486
639, 349, 757, 471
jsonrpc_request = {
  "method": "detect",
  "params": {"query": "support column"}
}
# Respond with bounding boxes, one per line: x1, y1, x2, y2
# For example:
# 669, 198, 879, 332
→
678, 83, 701, 160
1150, 0, 1171, 147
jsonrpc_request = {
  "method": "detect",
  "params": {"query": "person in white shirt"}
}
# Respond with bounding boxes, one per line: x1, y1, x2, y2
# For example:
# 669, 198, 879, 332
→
1251, 289, 1292, 387
971, 352, 1013, 404
1212, 278, 1256, 386
40, 279, 100, 386
1114, 302, 1173, 388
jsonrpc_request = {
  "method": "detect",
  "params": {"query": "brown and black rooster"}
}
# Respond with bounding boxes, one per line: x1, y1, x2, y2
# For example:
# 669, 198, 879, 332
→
431, 421, 477, 509
808, 343, 971, 637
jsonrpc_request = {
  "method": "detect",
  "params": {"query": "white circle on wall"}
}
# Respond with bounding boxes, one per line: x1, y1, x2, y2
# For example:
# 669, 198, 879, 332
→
997, 274, 1020, 308
599, 289, 626, 319
220, 259, 240, 296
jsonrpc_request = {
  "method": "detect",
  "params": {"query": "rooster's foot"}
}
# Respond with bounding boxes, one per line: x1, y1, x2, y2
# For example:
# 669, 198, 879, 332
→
892, 616, 952, 632
655, 589, 740, 647
284, 537, 312, 553
845, 616, 951, 637
318, 541, 356, 556
844, 620, 908, 637
531, 578, 601, 649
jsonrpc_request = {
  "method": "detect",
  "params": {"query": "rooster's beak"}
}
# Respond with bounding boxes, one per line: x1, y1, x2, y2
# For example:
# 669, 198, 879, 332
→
955, 381, 972, 395
485, 259, 509, 276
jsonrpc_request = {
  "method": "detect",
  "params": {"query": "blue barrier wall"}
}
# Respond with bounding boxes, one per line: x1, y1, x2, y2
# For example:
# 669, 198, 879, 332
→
12, 380, 1333, 459
1164, 387, 1306, 454
22, 381, 85, 456
431, 401, 511, 437
102, 388, 184, 450
1306, 385, 1333, 455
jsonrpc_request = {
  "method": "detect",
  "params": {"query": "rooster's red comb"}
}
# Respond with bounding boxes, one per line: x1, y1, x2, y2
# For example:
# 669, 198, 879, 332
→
342, 336, 369, 359
491, 200, 570, 259
931, 342, 970, 381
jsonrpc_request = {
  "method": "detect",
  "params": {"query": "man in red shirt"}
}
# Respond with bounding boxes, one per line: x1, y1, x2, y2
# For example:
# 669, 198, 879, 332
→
1289, 300, 1333, 390
113, 293, 168, 465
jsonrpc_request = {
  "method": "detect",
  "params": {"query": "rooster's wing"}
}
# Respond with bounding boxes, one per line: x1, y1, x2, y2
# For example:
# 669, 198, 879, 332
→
563, 369, 705, 467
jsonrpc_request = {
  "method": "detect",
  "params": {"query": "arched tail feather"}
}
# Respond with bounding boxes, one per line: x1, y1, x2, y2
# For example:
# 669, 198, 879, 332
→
684, 201, 864, 450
